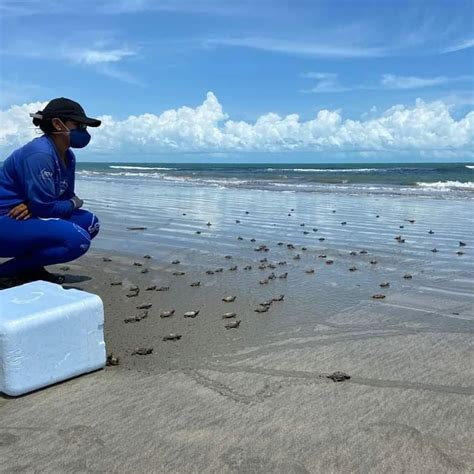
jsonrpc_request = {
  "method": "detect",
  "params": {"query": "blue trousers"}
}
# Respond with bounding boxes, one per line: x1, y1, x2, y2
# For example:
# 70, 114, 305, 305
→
0, 209, 99, 277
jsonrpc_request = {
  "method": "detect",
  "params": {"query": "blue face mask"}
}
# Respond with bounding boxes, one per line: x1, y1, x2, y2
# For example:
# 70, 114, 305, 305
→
69, 128, 91, 148
54, 119, 91, 148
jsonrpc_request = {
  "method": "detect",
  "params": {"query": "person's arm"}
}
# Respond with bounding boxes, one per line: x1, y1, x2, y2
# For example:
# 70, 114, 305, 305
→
21, 152, 76, 218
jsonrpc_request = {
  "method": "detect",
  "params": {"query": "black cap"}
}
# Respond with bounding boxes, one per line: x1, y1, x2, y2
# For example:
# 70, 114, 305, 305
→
31, 97, 101, 127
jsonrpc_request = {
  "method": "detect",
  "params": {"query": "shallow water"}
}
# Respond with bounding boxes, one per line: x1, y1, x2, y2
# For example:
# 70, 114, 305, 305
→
76, 176, 473, 329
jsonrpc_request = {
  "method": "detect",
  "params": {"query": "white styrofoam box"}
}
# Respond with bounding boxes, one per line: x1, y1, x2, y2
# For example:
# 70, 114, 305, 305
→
0, 280, 106, 396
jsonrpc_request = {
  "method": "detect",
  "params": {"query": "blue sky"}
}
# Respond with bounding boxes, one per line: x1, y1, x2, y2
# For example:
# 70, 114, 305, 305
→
0, 0, 473, 162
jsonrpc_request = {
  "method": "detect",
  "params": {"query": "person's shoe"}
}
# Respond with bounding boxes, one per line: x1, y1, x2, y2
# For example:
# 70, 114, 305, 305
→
19, 267, 65, 285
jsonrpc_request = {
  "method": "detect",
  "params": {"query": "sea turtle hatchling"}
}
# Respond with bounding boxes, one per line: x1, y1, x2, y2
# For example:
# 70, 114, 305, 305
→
184, 310, 200, 318
110, 281, 122, 286
327, 371, 351, 382
225, 320, 241, 329
272, 294, 285, 302
160, 309, 175, 318
372, 294, 386, 299
190, 281, 201, 287
255, 305, 269, 313
133, 262, 143, 267
156, 286, 170, 291
136, 303, 152, 310
106, 354, 120, 366
222, 312, 237, 319
163, 333, 182, 341
172, 271, 186, 276
222, 296, 236, 302
349, 266, 357, 272
132, 347, 153, 356
403, 273, 413, 279
126, 286, 140, 298
172, 260, 180, 264
146, 285, 157, 291
305, 269, 315, 274
379, 282, 390, 288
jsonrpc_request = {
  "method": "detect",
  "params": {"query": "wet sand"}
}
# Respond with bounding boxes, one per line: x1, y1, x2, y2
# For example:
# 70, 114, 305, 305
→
1, 179, 473, 472
0, 247, 473, 473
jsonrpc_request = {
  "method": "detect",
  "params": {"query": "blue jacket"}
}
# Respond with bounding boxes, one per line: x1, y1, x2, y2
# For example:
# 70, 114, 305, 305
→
0, 135, 76, 218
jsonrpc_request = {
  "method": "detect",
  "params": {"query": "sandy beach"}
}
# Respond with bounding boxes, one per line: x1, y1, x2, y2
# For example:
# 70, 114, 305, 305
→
1, 173, 473, 473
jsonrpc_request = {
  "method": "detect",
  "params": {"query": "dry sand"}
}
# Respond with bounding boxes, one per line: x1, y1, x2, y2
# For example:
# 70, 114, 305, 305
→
0, 250, 473, 473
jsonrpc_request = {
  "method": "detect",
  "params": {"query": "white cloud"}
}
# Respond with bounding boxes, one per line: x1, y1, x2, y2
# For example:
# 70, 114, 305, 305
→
1, 93, 473, 158
302, 73, 473, 93
441, 38, 474, 53
207, 37, 387, 58
73, 48, 137, 65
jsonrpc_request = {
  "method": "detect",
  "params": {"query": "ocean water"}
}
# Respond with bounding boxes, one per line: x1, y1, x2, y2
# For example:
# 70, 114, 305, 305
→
77, 162, 474, 198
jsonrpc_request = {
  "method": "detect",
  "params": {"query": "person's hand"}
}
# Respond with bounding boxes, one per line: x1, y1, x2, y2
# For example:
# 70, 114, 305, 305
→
71, 195, 84, 209
8, 203, 32, 220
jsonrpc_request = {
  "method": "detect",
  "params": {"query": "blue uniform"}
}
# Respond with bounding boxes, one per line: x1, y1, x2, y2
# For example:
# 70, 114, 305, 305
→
0, 135, 99, 278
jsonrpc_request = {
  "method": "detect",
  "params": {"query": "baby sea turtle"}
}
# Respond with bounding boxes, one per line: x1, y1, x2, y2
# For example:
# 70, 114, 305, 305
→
225, 320, 241, 329
301, 247, 307, 251
380, 282, 390, 288
359, 250, 368, 254
235, 220, 240, 223
144, 254, 152, 259
268, 263, 276, 269
245, 211, 250, 214
225, 255, 232, 259
403, 273, 413, 279
272, 294, 285, 302
156, 286, 170, 291
237, 236, 243, 240
163, 333, 182, 341
303, 230, 309, 235
260, 258, 268, 263
406, 219, 415, 224
278, 273, 288, 279
372, 294, 386, 299
327, 371, 351, 382
196, 231, 201, 234
261, 300, 273, 307
287, 243, 295, 249
190, 281, 201, 287
102, 257, 112, 262
243, 265, 252, 270
259, 279, 269, 285
222, 296, 236, 302
206, 270, 215, 275
160, 309, 175, 318
349, 251, 357, 256
206, 222, 212, 226
459, 241, 467, 247
132, 347, 153, 356
293, 254, 301, 260
215, 268, 224, 273
278, 242, 284, 246
146, 285, 157, 291
229, 266, 238, 271
306, 269, 315, 274
370, 260, 378, 265
126, 286, 140, 298
300, 223, 305, 227
278, 261, 287, 265
268, 273, 276, 280
222, 312, 237, 319
110, 281, 122, 286
349, 266, 357, 272
258, 264, 266, 270
133, 262, 143, 267
127, 226, 147, 231
341, 221, 347, 225
250, 238, 256, 242
326, 260, 334, 265
172, 271, 185, 276
254, 306, 269, 313
318, 238, 325, 242
106, 354, 120, 366
184, 310, 199, 318
399, 225, 404, 229
431, 248, 439, 253
313, 228, 318, 232
136, 303, 152, 310
140, 268, 148, 274
172, 260, 180, 264
457, 251, 465, 255
428, 230, 434, 234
